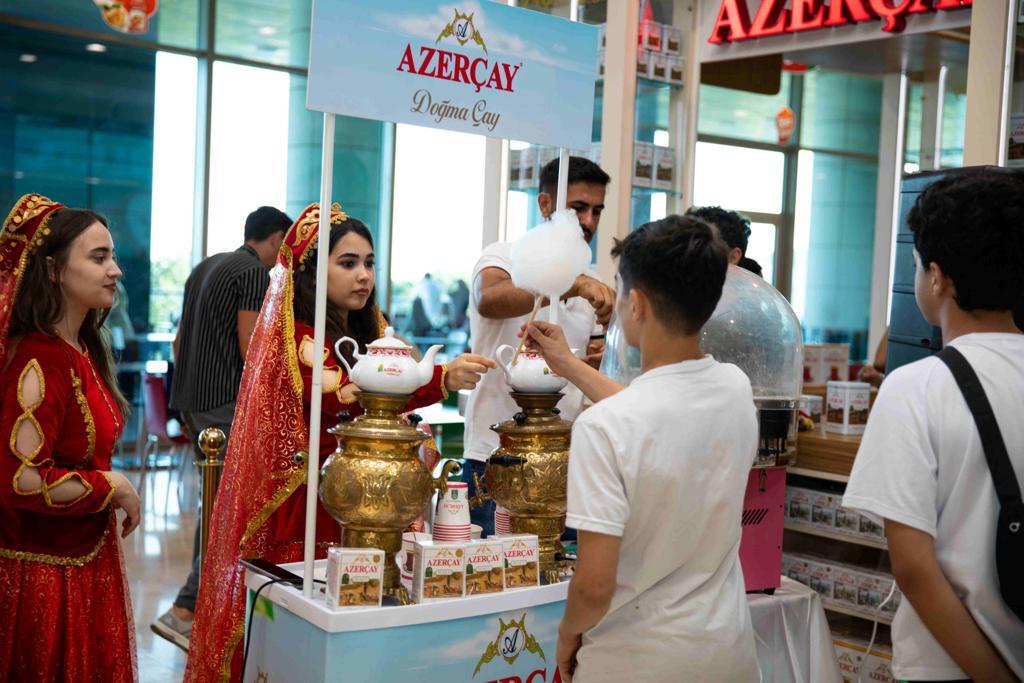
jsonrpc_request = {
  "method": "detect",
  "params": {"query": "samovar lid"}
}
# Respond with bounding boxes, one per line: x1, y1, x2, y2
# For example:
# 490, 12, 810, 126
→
327, 391, 429, 443
489, 391, 572, 436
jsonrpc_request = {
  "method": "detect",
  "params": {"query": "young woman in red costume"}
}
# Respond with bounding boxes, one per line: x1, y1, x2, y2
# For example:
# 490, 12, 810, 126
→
0, 194, 142, 682
186, 203, 495, 682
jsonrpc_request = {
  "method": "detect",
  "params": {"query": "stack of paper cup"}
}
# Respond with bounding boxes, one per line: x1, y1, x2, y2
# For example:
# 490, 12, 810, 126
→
433, 481, 471, 542
494, 506, 511, 535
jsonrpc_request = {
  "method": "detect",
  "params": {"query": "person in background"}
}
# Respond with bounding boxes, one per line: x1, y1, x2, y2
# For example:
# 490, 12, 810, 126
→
152, 205, 292, 651
858, 327, 888, 387
523, 215, 759, 682
448, 278, 470, 331
416, 273, 444, 329
843, 170, 1024, 682
685, 205, 763, 277
464, 156, 615, 535
0, 195, 140, 681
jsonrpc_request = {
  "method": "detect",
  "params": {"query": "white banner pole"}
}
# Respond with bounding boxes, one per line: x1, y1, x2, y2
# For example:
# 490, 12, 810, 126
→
303, 111, 336, 597
552, 0, 578, 326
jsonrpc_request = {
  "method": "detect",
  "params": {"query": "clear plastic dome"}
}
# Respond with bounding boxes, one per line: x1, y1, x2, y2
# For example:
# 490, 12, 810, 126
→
601, 265, 804, 399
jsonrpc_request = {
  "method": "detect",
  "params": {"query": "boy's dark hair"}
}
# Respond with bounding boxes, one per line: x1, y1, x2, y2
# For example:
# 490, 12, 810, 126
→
611, 215, 729, 335
909, 170, 1024, 313
539, 156, 610, 197
244, 206, 292, 242
684, 205, 751, 254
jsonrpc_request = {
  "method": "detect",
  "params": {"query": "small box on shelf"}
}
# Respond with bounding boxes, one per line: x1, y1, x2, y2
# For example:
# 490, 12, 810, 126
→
632, 142, 654, 188
639, 20, 662, 51
826, 381, 870, 436
652, 146, 675, 191
649, 52, 668, 82
516, 147, 539, 190
667, 56, 685, 86
636, 48, 650, 79
662, 25, 682, 55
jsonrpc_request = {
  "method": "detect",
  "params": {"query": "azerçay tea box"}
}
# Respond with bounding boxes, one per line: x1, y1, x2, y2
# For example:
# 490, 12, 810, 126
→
465, 539, 505, 596
325, 547, 384, 610
499, 534, 540, 590
412, 541, 466, 603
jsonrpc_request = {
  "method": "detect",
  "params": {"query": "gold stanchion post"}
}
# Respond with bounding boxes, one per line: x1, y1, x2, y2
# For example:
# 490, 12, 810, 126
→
196, 427, 226, 562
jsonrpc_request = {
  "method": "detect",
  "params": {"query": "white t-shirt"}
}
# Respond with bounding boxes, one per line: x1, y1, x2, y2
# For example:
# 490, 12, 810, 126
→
843, 333, 1024, 681
463, 241, 598, 462
566, 357, 760, 683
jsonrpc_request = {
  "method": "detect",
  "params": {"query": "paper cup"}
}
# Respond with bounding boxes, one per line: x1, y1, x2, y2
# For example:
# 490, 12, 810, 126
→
494, 506, 511, 535
470, 524, 483, 539
435, 481, 471, 529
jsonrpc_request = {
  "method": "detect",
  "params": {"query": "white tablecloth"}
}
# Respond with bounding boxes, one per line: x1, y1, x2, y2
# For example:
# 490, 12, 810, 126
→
750, 577, 842, 683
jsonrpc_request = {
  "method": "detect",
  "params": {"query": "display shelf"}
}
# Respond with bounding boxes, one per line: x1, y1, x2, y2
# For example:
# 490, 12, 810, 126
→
796, 430, 862, 477
787, 465, 849, 483
822, 602, 893, 625
597, 76, 683, 90
784, 521, 887, 550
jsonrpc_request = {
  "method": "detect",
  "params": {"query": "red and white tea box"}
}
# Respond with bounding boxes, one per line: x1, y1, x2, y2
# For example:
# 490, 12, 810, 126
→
636, 48, 651, 79
662, 25, 682, 55
412, 541, 466, 603
824, 343, 850, 383
833, 637, 895, 683
826, 381, 871, 435
652, 145, 675, 190
632, 141, 654, 188
465, 539, 505, 595
400, 531, 432, 591
639, 20, 662, 51
499, 534, 540, 590
649, 51, 668, 82
517, 147, 539, 190
856, 569, 900, 617
667, 56, 685, 85
831, 565, 861, 610
800, 394, 823, 426
785, 486, 813, 524
325, 547, 384, 610
803, 344, 824, 385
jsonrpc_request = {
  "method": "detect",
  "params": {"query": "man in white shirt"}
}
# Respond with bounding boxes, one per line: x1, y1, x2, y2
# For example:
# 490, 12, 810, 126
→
843, 169, 1024, 682
463, 156, 615, 534
525, 215, 760, 682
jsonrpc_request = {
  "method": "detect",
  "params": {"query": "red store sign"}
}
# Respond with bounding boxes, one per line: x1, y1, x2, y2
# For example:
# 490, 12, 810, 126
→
708, 0, 972, 44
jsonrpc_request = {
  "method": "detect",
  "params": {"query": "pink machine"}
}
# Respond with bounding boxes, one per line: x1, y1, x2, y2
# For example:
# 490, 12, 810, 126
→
739, 465, 787, 593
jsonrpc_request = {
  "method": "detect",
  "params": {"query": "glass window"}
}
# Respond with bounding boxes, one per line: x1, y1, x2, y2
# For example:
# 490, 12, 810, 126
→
698, 75, 793, 145
215, 0, 311, 68
389, 124, 486, 358
206, 62, 388, 261
747, 222, 777, 286
903, 81, 923, 172
0, 0, 201, 50
800, 70, 883, 156
693, 142, 785, 215
940, 75, 967, 168
792, 150, 877, 361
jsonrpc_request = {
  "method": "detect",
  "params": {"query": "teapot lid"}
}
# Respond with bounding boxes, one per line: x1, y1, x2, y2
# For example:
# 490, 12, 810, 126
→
366, 326, 412, 350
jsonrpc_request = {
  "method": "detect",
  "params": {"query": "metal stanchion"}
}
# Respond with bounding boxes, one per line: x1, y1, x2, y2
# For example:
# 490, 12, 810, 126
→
196, 427, 226, 562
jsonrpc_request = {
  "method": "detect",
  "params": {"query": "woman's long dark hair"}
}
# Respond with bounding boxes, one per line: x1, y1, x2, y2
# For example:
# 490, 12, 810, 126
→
292, 217, 379, 365
8, 208, 130, 418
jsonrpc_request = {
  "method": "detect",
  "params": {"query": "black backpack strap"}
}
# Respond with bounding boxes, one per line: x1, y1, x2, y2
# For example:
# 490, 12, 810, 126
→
936, 346, 1023, 506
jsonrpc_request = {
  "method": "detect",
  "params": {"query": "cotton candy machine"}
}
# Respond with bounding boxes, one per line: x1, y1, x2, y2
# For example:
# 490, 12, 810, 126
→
601, 265, 803, 591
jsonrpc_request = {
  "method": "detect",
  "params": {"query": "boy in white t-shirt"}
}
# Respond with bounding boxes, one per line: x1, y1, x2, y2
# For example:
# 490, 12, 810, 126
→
525, 216, 759, 682
843, 169, 1024, 682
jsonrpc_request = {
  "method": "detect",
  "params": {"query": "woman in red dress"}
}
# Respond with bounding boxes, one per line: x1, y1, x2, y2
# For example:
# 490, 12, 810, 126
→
0, 194, 143, 682
186, 203, 494, 682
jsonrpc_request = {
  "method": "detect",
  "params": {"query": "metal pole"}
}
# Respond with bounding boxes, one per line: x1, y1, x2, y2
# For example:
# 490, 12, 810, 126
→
197, 427, 226, 562
304, 111, 336, 597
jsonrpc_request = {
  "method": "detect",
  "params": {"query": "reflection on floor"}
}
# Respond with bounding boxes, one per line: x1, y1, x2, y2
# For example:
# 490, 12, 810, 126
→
121, 460, 197, 683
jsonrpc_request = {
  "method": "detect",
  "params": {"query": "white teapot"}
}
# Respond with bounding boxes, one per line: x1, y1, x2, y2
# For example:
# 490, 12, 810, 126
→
335, 327, 442, 395
495, 344, 577, 394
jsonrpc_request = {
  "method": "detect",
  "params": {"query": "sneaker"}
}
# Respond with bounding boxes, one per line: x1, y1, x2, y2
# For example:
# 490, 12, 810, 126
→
151, 608, 192, 652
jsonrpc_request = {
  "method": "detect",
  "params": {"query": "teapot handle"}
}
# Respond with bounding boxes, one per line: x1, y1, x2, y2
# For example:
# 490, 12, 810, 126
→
334, 337, 360, 375
495, 344, 514, 381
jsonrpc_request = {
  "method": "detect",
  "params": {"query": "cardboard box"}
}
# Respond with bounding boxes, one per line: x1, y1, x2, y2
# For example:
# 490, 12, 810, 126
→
325, 547, 384, 610
649, 51, 668, 82
786, 486, 813, 524
858, 513, 885, 540
639, 20, 662, 51
667, 56, 685, 85
804, 344, 824, 385
835, 507, 862, 535
856, 569, 900, 616
663, 25, 682, 55
783, 553, 832, 600
412, 541, 466, 603
465, 539, 505, 595
637, 48, 651, 79
810, 490, 840, 529
800, 394, 823, 426
833, 637, 895, 683
824, 343, 851, 383
826, 381, 871, 435
508, 149, 523, 187
517, 147, 539, 190
831, 565, 861, 610
632, 141, 654, 188
652, 146, 675, 190
499, 534, 540, 590
537, 146, 558, 176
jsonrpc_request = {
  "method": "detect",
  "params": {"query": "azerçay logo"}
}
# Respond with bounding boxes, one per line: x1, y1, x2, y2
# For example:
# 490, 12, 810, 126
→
473, 614, 566, 683
396, 9, 523, 94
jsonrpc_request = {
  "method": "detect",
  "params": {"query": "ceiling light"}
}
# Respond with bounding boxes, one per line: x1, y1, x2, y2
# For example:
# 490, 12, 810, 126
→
19, 54, 37, 63
85, 43, 107, 53
258, 26, 277, 36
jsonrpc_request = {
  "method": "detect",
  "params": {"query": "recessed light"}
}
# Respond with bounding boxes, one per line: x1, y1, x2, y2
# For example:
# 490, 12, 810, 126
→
85, 43, 107, 53
19, 54, 37, 63
258, 26, 277, 36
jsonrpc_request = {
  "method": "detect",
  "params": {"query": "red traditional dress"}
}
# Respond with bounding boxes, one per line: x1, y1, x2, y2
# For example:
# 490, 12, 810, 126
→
0, 195, 136, 682
186, 203, 448, 682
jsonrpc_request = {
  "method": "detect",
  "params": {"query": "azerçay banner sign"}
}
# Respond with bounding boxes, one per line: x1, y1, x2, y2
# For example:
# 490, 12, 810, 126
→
306, 0, 598, 149
708, 0, 972, 43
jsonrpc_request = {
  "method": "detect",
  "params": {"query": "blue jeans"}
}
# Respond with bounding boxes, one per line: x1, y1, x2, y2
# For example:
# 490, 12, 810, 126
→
461, 459, 495, 537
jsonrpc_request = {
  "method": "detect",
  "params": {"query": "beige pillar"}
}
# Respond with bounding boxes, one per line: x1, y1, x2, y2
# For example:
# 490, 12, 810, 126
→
963, 0, 1015, 165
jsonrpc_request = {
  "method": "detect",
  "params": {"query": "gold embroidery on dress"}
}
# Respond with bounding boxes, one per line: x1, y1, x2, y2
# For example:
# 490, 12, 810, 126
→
298, 335, 342, 394
97, 471, 116, 512
10, 360, 45, 495
0, 515, 111, 566
439, 363, 450, 401
70, 369, 96, 462
85, 357, 122, 436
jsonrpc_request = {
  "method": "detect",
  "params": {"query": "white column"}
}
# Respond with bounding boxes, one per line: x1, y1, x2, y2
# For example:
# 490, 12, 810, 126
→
481, 137, 505, 248
963, 0, 1015, 165
919, 66, 947, 171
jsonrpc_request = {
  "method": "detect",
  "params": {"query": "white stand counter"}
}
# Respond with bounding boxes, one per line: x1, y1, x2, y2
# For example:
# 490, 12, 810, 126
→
243, 564, 840, 683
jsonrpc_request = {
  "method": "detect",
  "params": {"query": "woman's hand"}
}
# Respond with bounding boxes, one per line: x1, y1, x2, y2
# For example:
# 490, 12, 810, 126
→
105, 472, 141, 538
444, 354, 497, 392
339, 382, 361, 404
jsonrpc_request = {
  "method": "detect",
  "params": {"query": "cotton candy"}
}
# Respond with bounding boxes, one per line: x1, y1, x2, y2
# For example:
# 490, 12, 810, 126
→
509, 209, 591, 304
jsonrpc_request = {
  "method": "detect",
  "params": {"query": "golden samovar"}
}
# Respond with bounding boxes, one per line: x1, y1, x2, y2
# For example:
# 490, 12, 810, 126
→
476, 391, 572, 585
319, 392, 459, 604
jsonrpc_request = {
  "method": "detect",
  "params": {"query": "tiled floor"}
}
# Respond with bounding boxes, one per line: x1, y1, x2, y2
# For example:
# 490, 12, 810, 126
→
122, 459, 197, 683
